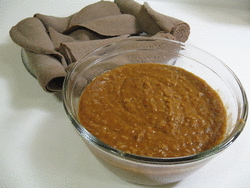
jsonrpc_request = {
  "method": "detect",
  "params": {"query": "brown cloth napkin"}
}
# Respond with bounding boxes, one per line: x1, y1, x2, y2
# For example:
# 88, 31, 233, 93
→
9, 0, 190, 92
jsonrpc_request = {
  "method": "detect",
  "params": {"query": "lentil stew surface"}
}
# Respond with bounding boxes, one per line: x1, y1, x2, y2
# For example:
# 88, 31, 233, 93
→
78, 63, 227, 158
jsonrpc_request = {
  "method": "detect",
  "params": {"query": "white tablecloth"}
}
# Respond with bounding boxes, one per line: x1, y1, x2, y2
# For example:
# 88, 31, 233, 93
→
0, 0, 249, 187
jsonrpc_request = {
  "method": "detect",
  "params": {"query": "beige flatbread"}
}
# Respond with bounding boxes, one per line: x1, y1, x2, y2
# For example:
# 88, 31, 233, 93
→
9, 0, 190, 92
68, 1, 121, 27
67, 14, 141, 36
34, 13, 72, 33
143, 2, 190, 42
114, 0, 161, 35
58, 35, 130, 64
24, 50, 67, 92
10, 17, 56, 54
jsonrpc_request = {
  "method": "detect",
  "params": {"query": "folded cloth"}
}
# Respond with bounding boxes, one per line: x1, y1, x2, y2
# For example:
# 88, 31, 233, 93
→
9, 0, 190, 92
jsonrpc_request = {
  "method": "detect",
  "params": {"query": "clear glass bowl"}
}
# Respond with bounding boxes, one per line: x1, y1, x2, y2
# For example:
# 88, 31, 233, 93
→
62, 37, 248, 185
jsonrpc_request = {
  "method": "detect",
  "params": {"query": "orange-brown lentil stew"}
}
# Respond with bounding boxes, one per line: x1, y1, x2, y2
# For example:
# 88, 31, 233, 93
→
78, 63, 227, 158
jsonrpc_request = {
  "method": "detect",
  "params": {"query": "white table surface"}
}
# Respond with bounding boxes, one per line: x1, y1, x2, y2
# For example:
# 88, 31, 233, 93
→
0, 0, 250, 187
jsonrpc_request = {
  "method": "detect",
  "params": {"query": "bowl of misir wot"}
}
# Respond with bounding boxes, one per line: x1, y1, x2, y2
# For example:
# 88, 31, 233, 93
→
63, 37, 248, 185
